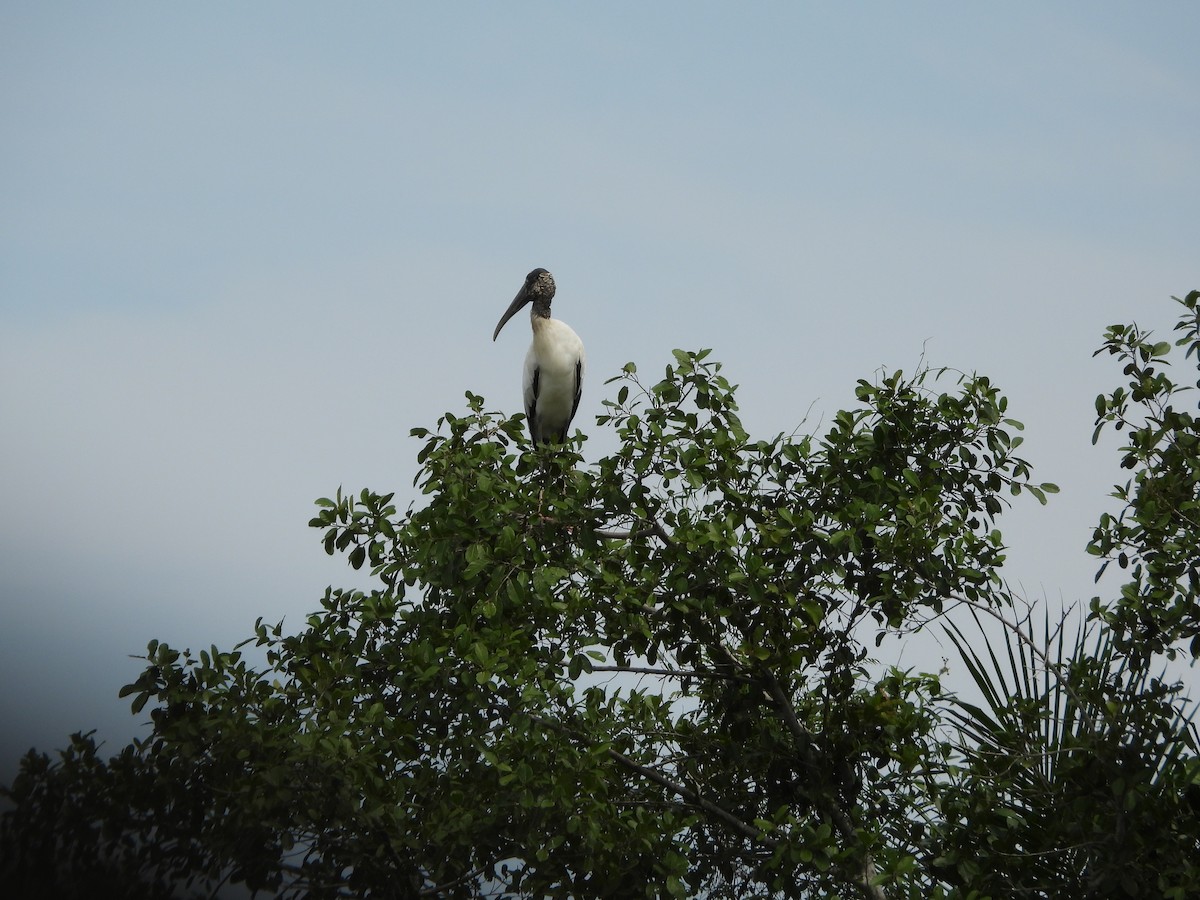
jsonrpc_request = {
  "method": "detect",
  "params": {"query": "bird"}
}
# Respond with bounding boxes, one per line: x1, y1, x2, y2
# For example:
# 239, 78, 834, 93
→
492, 268, 585, 445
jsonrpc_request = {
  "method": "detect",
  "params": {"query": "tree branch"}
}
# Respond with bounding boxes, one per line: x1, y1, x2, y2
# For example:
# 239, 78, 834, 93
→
602, 741, 779, 849
519, 709, 776, 850
590, 664, 751, 683
763, 672, 886, 900
419, 866, 487, 896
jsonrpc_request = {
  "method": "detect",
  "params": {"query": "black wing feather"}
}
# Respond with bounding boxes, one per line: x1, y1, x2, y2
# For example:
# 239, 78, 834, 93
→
568, 360, 583, 431
527, 365, 542, 444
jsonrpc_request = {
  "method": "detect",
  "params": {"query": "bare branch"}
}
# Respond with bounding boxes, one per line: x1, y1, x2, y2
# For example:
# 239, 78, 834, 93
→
590, 664, 751, 683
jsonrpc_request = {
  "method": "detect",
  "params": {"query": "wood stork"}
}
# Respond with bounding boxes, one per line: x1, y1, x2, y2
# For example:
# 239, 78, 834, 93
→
492, 268, 585, 445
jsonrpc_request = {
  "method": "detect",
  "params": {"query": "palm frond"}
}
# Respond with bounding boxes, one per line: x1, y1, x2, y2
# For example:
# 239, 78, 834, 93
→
937, 602, 1199, 896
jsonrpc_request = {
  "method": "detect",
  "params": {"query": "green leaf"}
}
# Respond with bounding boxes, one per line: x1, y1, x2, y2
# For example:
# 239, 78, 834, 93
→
568, 653, 593, 679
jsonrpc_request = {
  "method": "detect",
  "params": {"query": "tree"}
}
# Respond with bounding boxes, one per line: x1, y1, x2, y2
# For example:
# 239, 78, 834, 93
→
3, 293, 1199, 899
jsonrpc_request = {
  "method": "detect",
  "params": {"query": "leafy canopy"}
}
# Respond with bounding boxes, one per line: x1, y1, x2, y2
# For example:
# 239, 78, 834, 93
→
3, 293, 1199, 900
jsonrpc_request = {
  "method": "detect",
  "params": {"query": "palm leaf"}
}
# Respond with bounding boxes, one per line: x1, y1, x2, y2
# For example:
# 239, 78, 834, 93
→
938, 603, 1199, 896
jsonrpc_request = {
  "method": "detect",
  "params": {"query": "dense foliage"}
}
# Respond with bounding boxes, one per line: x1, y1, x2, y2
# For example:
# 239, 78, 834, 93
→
3, 293, 1199, 899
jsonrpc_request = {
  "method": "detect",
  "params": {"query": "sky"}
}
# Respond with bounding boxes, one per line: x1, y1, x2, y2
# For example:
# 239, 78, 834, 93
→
1, 3, 1198, 787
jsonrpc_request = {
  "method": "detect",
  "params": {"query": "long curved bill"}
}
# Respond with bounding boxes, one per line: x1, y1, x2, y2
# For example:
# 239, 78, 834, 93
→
492, 286, 530, 341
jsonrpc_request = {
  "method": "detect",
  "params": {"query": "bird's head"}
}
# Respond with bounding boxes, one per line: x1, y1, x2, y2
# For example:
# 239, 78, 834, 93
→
493, 267, 556, 341
523, 267, 556, 305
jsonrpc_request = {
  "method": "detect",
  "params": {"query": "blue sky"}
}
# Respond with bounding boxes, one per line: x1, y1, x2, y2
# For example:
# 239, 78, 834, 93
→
2, 3, 1197, 784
